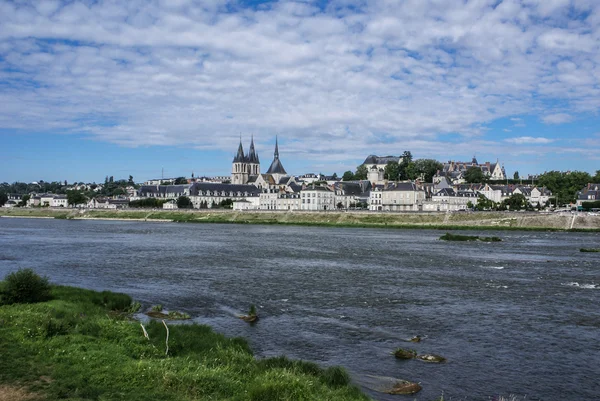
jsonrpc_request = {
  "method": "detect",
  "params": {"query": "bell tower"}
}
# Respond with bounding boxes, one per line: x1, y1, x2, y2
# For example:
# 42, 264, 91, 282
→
231, 137, 249, 184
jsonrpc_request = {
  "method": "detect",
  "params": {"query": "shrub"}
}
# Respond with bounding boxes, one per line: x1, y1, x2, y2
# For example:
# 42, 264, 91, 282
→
1, 268, 52, 304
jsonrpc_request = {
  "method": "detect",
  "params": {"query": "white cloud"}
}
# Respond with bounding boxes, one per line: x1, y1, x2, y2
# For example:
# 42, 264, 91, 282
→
0, 0, 598, 172
542, 113, 574, 124
505, 136, 555, 144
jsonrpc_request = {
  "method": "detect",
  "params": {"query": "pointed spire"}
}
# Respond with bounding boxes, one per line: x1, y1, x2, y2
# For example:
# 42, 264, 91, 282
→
274, 135, 279, 159
248, 134, 259, 164
233, 136, 245, 163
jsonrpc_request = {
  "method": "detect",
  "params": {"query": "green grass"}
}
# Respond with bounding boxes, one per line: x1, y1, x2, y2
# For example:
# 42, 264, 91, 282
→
0, 284, 370, 401
580, 248, 600, 252
439, 233, 502, 242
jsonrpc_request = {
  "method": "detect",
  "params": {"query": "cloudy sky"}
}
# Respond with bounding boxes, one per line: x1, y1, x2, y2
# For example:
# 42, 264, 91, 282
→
1, 0, 599, 183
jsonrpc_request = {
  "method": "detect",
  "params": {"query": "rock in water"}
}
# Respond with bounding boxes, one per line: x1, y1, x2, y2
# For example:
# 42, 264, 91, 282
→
416, 354, 446, 363
358, 375, 422, 395
394, 348, 417, 359
386, 380, 422, 395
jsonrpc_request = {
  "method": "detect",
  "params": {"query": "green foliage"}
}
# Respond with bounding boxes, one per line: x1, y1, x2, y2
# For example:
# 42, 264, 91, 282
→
396, 151, 413, 180
322, 366, 351, 387
151, 304, 163, 312
129, 198, 167, 208
514, 171, 520, 180
440, 233, 502, 242
248, 304, 257, 316
219, 198, 234, 209
176, 195, 193, 209
537, 170, 592, 205
1, 268, 52, 304
98, 290, 134, 311
67, 190, 87, 206
354, 164, 368, 180
464, 166, 487, 183
580, 248, 600, 252
17, 194, 31, 207
440, 233, 479, 241
581, 200, 600, 210
174, 177, 188, 185
0, 285, 368, 401
342, 170, 355, 181
384, 161, 400, 180
412, 159, 443, 182
475, 194, 496, 211
394, 348, 417, 359
501, 193, 530, 211
167, 310, 191, 319
0, 191, 7, 207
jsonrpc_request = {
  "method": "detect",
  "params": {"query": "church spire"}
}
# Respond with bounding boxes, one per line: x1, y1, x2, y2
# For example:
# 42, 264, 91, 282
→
233, 136, 245, 163
248, 134, 259, 164
274, 135, 279, 159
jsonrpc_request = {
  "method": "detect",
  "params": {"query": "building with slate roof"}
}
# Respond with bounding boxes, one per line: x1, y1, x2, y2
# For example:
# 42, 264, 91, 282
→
232, 136, 260, 185
189, 182, 260, 209
436, 157, 506, 183
423, 188, 478, 211
575, 184, 600, 208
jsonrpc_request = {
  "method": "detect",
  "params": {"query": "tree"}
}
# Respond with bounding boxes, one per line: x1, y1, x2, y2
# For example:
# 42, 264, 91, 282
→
397, 151, 414, 180
513, 171, 520, 180
475, 194, 495, 211
219, 198, 233, 208
0, 192, 7, 207
355, 164, 368, 180
404, 162, 418, 180
176, 196, 193, 209
592, 170, 600, 183
537, 170, 592, 205
174, 177, 188, 185
67, 191, 87, 207
128, 175, 135, 185
331, 173, 338, 180
17, 194, 30, 207
502, 193, 529, 211
464, 167, 486, 183
413, 159, 443, 183
342, 171, 355, 181
336, 202, 344, 210
384, 162, 400, 181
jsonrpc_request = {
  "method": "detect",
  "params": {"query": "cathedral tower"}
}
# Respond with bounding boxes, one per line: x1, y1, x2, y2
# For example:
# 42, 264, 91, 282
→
231, 138, 249, 184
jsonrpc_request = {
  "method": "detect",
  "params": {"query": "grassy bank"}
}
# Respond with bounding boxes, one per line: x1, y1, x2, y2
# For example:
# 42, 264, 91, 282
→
0, 283, 369, 401
2, 207, 600, 232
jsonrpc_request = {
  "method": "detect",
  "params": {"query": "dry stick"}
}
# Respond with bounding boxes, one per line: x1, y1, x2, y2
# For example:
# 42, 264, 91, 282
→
162, 320, 169, 356
140, 323, 150, 340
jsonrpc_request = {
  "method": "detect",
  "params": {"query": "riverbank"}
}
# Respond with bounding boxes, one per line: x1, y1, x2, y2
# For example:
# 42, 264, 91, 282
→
2, 207, 600, 231
0, 282, 369, 401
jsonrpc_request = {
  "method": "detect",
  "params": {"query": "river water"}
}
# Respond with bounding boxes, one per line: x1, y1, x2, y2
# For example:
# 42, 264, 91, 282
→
1, 218, 599, 400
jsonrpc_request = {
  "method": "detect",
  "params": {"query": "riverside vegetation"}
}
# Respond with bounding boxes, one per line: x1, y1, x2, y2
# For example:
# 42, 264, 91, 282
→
439, 232, 502, 242
0, 269, 369, 401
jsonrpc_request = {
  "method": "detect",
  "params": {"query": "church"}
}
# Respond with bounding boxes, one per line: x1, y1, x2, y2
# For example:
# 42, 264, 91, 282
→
231, 136, 290, 186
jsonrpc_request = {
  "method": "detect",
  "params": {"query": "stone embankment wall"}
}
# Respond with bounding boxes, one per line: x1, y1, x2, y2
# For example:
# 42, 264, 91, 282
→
1, 208, 599, 231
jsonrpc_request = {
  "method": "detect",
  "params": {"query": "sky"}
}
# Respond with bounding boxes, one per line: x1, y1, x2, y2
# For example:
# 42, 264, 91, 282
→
1, 0, 599, 184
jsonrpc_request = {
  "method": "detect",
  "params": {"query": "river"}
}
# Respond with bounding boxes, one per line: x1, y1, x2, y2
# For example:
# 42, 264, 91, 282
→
1, 218, 599, 400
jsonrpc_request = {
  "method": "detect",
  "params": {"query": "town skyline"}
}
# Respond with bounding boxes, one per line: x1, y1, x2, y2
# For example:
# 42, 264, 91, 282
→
2, 0, 599, 183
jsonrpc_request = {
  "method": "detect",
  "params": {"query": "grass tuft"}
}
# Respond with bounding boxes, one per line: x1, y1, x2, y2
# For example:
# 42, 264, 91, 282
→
0, 284, 369, 400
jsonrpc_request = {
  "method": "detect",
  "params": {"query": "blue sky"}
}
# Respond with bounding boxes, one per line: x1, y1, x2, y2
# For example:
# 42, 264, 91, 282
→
1, 0, 599, 183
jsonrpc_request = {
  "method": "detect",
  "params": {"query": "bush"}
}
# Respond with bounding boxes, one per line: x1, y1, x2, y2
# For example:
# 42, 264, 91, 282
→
1, 268, 52, 304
